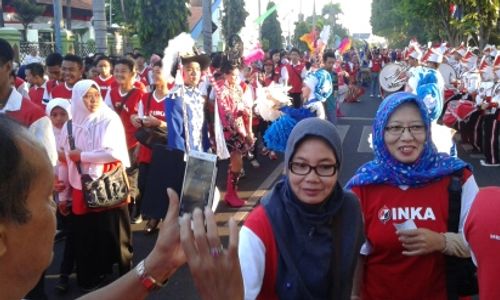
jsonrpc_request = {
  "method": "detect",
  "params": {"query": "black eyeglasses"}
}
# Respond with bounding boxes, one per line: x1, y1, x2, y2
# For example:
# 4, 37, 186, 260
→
384, 125, 426, 136
289, 162, 338, 177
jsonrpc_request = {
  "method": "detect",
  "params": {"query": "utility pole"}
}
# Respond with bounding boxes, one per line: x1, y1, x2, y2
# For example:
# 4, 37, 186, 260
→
258, 0, 262, 40
93, 0, 107, 53
202, 0, 212, 54
0, 2, 5, 27
53, 0, 63, 53
66, 0, 72, 30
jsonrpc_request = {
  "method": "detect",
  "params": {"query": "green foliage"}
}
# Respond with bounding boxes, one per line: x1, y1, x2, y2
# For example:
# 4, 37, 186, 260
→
221, 0, 249, 44
10, 0, 45, 40
260, 1, 283, 50
293, 18, 311, 52
371, 0, 500, 48
133, 0, 190, 55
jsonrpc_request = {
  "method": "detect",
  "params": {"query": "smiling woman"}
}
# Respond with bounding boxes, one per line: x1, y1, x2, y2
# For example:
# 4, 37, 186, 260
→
238, 118, 364, 299
346, 92, 480, 300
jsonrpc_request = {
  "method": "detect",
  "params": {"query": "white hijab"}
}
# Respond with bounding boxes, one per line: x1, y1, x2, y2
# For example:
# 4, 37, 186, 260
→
62, 80, 130, 189
45, 97, 72, 142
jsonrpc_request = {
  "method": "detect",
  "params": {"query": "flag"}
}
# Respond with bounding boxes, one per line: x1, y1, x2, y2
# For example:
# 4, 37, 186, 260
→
254, 4, 278, 25
338, 37, 352, 54
300, 30, 317, 52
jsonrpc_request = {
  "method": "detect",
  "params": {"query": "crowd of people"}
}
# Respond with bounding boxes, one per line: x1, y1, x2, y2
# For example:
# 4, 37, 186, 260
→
1, 31, 500, 300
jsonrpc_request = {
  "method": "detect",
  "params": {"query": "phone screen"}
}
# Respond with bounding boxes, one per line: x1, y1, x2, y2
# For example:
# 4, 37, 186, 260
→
179, 153, 217, 215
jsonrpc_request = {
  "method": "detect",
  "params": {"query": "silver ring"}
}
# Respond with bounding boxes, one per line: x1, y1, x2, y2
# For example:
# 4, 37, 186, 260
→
210, 245, 224, 257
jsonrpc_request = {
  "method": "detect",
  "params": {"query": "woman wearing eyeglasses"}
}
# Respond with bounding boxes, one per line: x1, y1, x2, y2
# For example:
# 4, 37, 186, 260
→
346, 92, 479, 300
238, 118, 364, 299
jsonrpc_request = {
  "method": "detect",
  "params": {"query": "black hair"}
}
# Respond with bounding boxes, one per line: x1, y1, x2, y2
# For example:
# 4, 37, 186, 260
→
290, 47, 300, 55
322, 49, 336, 63
0, 38, 14, 66
45, 52, 63, 67
134, 53, 145, 60
210, 52, 224, 69
25, 63, 45, 77
114, 57, 136, 72
0, 116, 39, 224
63, 54, 84, 69
94, 55, 112, 67
153, 60, 162, 68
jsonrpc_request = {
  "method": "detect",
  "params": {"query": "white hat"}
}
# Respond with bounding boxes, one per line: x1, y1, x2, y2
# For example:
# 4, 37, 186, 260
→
453, 44, 467, 57
406, 46, 422, 60
422, 48, 443, 64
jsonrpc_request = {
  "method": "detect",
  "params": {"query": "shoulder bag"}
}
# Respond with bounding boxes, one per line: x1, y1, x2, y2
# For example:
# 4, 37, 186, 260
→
134, 91, 168, 149
67, 120, 129, 208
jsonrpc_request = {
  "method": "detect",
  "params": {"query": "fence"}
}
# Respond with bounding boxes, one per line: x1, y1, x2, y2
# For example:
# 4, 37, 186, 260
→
18, 41, 97, 64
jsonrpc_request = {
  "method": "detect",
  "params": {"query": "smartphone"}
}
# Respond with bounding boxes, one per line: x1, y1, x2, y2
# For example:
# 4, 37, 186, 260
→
179, 151, 218, 216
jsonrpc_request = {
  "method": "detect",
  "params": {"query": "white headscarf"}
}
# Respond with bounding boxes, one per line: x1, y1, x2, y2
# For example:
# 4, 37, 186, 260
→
62, 80, 130, 189
45, 98, 72, 119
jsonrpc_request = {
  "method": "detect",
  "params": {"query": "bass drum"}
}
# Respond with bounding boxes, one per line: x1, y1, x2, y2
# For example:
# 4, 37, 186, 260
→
379, 63, 408, 93
438, 63, 457, 87
492, 83, 500, 103
461, 70, 481, 93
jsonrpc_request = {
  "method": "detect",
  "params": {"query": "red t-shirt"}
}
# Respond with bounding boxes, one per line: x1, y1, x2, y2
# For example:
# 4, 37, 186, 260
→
351, 169, 473, 300
93, 75, 116, 99
371, 57, 383, 73
107, 87, 143, 149
50, 83, 73, 101
137, 92, 166, 164
464, 187, 500, 300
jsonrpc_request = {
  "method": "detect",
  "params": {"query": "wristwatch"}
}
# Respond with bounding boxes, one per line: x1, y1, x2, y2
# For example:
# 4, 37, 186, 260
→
135, 260, 164, 291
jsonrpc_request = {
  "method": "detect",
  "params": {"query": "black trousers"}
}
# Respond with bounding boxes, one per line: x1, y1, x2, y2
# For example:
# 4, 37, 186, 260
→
482, 113, 500, 164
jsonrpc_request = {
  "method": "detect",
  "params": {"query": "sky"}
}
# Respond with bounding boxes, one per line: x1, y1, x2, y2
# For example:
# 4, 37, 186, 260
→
240, 0, 373, 42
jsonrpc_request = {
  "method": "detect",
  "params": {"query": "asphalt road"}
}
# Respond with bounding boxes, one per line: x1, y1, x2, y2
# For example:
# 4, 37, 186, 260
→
42, 89, 498, 299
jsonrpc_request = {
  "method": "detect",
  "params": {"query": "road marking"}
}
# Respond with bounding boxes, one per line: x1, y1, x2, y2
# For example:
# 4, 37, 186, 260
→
358, 126, 374, 153
336, 125, 349, 143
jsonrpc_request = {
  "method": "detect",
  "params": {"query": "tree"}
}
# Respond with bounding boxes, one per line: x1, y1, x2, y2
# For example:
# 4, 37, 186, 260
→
371, 0, 500, 48
260, 1, 282, 50
221, 0, 249, 44
10, 0, 45, 41
293, 16, 312, 52
134, 0, 190, 55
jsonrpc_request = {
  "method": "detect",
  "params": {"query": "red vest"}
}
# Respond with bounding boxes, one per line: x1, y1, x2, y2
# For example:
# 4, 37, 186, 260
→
108, 86, 143, 149
5, 97, 46, 127
286, 63, 305, 93
28, 86, 46, 107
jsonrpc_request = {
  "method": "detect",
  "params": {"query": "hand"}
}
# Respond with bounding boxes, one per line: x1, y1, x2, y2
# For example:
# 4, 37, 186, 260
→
54, 179, 66, 193
58, 200, 71, 216
180, 207, 243, 300
143, 115, 161, 128
58, 149, 66, 163
131, 115, 143, 128
397, 228, 445, 256
245, 133, 255, 146
68, 149, 81, 162
144, 188, 187, 282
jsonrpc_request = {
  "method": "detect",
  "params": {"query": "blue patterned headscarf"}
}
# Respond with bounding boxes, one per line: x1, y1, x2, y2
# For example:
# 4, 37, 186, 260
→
346, 92, 469, 189
303, 69, 333, 103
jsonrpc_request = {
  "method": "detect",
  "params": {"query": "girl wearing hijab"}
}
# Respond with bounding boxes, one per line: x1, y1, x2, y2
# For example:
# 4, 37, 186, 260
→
239, 118, 364, 299
58, 80, 133, 291
46, 98, 74, 292
346, 92, 479, 300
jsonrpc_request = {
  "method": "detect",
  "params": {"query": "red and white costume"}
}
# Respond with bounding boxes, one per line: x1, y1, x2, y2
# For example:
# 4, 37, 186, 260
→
136, 91, 166, 164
